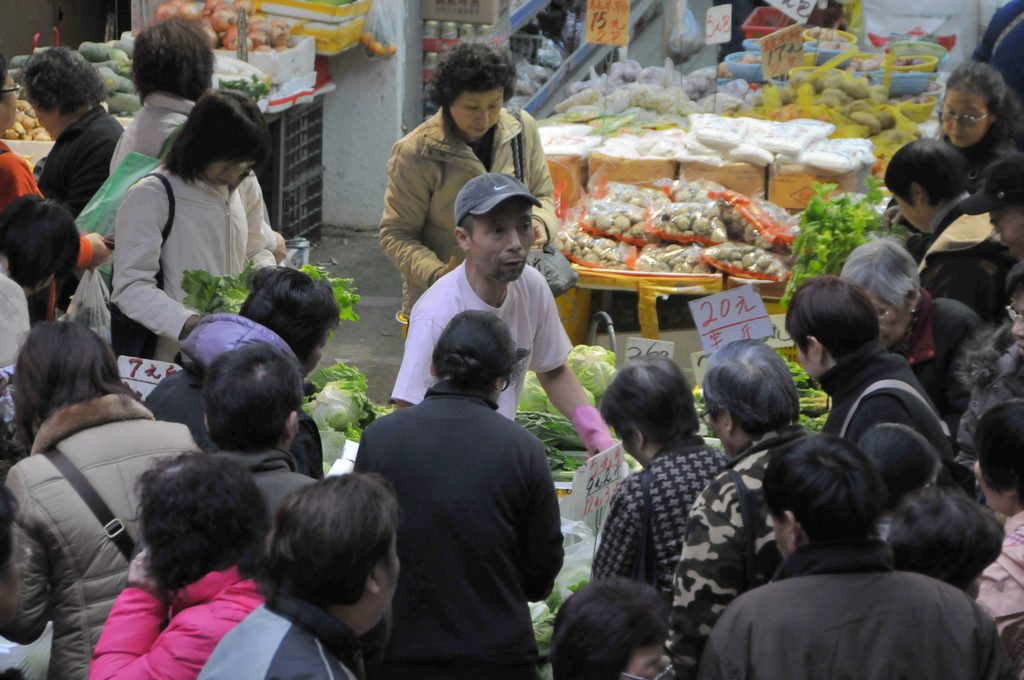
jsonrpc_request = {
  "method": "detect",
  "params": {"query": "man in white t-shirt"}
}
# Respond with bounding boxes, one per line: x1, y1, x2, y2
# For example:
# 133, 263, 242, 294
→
392, 173, 614, 453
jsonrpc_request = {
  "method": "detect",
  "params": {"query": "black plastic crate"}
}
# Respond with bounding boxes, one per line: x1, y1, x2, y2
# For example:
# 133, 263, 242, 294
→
281, 98, 324, 181
280, 168, 324, 239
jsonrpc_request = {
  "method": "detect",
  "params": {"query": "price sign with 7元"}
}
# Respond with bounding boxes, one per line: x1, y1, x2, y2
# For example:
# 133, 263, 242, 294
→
118, 356, 182, 400
586, 0, 631, 47
760, 23, 805, 80
705, 4, 732, 45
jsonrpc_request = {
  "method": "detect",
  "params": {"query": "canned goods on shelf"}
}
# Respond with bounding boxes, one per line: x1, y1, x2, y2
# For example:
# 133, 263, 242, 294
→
440, 21, 459, 39
423, 20, 440, 38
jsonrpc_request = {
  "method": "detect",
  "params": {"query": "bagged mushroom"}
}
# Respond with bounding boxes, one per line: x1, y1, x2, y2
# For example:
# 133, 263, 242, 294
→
663, 178, 725, 204
580, 200, 649, 245
555, 227, 635, 271
701, 242, 790, 281
591, 180, 671, 209
647, 201, 728, 246
710, 190, 798, 252
635, 243, 713, 274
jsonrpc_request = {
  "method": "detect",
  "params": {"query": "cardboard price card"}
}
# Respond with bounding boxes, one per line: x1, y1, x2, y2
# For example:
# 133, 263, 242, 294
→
760, 23, 805, 80
118, 356, 182, 400
687, 284, 773, 354
586, 0, 631, 47
766, 0, 815, 24
705, 4, 732, 45
578, 443, 627, 517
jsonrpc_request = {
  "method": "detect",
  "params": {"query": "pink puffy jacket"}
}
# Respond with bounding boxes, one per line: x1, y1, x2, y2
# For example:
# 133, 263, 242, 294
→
90, 566, 263, 680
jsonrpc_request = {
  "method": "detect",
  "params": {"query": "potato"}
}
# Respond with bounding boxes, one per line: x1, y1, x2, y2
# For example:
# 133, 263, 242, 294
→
850, 111, 882, 135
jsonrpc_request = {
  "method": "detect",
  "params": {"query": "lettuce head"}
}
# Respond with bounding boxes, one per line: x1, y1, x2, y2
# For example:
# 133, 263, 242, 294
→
566, 345, 617, 398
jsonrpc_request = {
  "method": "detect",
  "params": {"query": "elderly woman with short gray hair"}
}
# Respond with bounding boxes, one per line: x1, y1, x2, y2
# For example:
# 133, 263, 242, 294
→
841, 237, 982, 437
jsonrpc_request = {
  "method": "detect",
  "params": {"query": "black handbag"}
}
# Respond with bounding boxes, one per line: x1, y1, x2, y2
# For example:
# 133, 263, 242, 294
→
110, 173, 175, 359
630, 469, 658, 586
511, 111, 579, 298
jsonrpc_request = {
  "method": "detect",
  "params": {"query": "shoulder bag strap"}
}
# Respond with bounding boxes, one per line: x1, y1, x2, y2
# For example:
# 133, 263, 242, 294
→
510, 110, 526, 183
631, 469, 657, 586
839, 379, 950, 439
728, 469, 759, 589
993, 12, 1024, 55
143, 172, 176, 290
44, 446, 135, 562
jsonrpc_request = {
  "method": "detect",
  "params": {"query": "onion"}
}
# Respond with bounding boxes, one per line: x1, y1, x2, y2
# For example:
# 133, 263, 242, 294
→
177, 2, 202, 20
203, 1, 224, 15
249, 29, 268, 47
154, 2, 179, 21
210, 7, 236, 32
232, 0, 255, 15
223, 25, 253, 51
268, 21, 290, 47
202, 24, 219, 48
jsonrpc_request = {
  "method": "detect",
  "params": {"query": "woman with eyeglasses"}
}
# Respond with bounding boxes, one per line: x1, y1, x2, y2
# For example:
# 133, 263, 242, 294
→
942, 61, 1024, 193
111, 89, 276, 361
0, 50, 41, 214
957, 262, 1024, 464
841, 238, 982, 439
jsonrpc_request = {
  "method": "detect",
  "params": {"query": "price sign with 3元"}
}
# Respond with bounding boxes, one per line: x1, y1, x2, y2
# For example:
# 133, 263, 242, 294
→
705, 4, 732, 45
586, 0, 631, 47
760, 23, 805, 79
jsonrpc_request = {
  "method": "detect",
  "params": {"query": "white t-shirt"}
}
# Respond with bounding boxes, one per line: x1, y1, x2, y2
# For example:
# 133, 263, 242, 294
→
392, 263, 572, 419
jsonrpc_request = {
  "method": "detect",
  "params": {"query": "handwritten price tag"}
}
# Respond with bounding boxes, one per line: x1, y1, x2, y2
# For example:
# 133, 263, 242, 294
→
760, 23, 805, 79
625, 337, 675, 362
687, 285, 773, 354
577, 443, 627, 518
766, 0, 814, 23
705, 4, 732, 45
586, 0, 631, 47
118, 355, 182, 399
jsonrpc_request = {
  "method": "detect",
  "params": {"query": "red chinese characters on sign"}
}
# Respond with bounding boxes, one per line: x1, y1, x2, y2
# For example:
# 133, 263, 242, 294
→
586, 0, 630, 47
687, 285, 774, 354
582, 444, 626, 517
117, 356, 182, 400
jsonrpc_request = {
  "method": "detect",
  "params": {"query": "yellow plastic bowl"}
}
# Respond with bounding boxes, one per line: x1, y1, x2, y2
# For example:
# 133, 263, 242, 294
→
802, 27, 857, 43
897, 96, 938, 122
891, 54, 939, 73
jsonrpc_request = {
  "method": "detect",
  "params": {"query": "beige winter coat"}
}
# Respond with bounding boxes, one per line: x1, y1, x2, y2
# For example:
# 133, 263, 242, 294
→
379, 108, 557, 315
0, 395, 196, 680
111, 168, 275, 361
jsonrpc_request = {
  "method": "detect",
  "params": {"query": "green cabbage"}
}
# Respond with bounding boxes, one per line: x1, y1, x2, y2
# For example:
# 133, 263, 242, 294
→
565, 345, 617, 398
303, 382, 363, 431
518, 371, 551, 412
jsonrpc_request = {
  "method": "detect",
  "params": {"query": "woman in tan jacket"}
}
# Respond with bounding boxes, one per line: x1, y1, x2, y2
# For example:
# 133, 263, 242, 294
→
0, 322, 196, 680
379, 42, 557, 319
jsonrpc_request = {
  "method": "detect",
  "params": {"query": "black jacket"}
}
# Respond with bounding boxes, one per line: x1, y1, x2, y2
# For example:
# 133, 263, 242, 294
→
908, 206, 1016, 324
213, 448, 314, 518
819, 341, 953, 458
894, 292, 981, 437
146, 367, 324, 479
698, 539, 1014, 680
355, 382, 563, 678
37, 105, 123, 217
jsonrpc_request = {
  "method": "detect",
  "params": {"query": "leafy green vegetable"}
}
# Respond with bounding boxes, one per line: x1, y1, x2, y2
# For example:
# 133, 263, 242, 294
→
181, 264, 359, 325
309, 362, 367, 393
218, 75, 270, 99
782, 180, 889, 305
519, 372, 551, 412
516, 411, 586, 471
299, 265, 360, 324
565, 345, 617, 399
304, 362, 388, 442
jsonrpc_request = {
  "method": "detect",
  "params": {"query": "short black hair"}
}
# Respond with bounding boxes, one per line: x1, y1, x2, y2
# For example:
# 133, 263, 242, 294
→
946, 61, 1024, 143
203, 344, 304, 452
0, 195, 80, 289
764, 434, 886, 542
132, 18, 214, 102
164, 89, 271, 183
427, 41, 515, 109
432, 311, 528, 393
858, 424, 941, 511
785, 276, 879, 359
702, 339, 800, 436
889, 487, 1002, 591
240, 267, 339, 366
140, 453, 268, 592
263, 474, 399, 608
884, 139, 968, 204
551, 577, 667, 680
1006, 261, 1024, 300
975, 399, 1024, 499
22, 47, 105, 114
600, 357, 700, 448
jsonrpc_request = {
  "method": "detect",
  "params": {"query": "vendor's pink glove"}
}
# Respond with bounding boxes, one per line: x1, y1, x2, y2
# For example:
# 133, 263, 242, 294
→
572, 405, 615, 457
